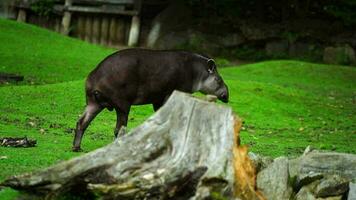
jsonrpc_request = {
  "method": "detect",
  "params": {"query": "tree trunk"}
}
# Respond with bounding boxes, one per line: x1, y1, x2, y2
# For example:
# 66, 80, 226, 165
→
127, 15, 140, 47
1, 91, 264, 200
17, 9, 26, 22
61, 0, 72, 35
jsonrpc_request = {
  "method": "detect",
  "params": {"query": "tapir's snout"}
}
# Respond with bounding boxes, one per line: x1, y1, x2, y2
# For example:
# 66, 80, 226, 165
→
218, 85, 229, 103
219, 92, 229, 103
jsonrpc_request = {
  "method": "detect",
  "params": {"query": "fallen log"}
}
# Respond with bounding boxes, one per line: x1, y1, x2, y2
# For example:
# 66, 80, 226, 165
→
0, 137, 36, 148
0, 73, 24, 83
1, 91, 264, 200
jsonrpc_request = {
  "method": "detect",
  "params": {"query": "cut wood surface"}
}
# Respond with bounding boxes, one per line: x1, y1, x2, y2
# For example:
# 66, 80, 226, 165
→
1, 91, 263, 199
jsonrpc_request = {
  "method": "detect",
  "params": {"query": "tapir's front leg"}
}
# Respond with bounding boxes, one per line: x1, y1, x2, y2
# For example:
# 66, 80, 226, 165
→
73, 103, 102, 152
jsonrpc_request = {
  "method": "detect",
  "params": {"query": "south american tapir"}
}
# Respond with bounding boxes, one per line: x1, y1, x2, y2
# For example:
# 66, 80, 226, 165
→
73, 48, 229, 151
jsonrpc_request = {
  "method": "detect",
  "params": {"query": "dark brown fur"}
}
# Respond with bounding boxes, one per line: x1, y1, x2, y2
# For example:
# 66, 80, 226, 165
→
73, 48, 228, 151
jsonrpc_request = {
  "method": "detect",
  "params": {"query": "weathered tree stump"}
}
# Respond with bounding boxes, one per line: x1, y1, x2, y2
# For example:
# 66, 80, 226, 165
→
1, 91, 264, 200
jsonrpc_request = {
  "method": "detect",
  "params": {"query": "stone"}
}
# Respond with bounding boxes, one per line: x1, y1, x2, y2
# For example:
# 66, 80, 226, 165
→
348, 182, 356, 200
323, 45, 356, 65
239, 20, 281, 40
257, 157, 293, 200
315, 175, 349, 198
295, 181, 320, 200
299, 151, 356, 180
296, 172, 324, 190
217, 33, 245, 47
146, 1, 193, 48
289, 42, 316, 58
265, 40, 289, 56
248, 152, 273, 173
289, 157, 302, 178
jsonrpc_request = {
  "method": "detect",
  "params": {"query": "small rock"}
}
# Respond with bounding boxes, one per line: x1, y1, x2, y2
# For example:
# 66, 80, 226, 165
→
296, 172, 324, 190
257, 157, 293, 200
0, 156, 8, 160
299, 151, 356, 180
315, 175, 349, 198
192, 186, 211, 200
347, 182, 356, 200
323, 44, 356, 66
289, 157, 302, 178
28, 121, 35, 127
295, 181, 320, 200
248, 152, 273, 173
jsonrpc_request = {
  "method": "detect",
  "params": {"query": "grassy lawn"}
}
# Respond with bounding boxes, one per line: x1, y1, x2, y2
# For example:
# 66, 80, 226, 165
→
0, 19, 355, 199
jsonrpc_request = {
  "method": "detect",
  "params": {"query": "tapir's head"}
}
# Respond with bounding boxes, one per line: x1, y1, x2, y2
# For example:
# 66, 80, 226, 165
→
195, 58, 229, 103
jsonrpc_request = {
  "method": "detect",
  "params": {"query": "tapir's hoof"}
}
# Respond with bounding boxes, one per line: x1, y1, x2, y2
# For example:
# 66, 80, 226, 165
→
117, 126, 127, 138
72, 146, 82, 152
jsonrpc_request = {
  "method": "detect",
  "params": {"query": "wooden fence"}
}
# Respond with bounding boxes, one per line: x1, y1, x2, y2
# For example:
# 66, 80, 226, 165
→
14, 0, 142, 47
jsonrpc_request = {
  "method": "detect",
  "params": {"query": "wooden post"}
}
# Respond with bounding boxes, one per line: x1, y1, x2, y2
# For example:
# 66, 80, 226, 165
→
77, 15, 85, 40
92, 17, 101, 44
100, 17, 109, 46
127, 15, 140, 47
128, 0, 141, 47
17, 0, 28, 22
108, 17, 117, 46
116, 18, 125, 45
61, 0, 72, 35
84, 16, 92, 43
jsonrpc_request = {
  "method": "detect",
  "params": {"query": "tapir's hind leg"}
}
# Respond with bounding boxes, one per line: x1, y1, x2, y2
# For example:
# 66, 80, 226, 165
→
152, 95, 170, 111
152, 102, 163, 112
114, 102, 131, 138
73, 103, 103, 151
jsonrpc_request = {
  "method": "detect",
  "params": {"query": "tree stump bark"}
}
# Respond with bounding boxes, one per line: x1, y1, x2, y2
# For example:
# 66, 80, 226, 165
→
1, 91, 264, 200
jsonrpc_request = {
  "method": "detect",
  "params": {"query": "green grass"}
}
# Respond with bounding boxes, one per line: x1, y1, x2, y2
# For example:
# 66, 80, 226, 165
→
0, 18, 113, 84
0, 18, 355, 199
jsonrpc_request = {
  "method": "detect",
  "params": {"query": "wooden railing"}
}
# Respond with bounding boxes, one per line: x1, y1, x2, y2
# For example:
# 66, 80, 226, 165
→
15, 0, 142, 47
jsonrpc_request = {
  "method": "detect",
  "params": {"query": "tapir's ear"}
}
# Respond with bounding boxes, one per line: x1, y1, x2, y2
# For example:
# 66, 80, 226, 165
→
207, 59, 215, 73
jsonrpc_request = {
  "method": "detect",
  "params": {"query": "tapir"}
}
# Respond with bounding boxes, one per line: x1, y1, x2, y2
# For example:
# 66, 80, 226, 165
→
72, 48, 229, 151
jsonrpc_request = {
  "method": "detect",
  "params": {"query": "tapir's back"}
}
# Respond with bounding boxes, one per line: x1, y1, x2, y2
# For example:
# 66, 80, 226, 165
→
86, 49, 198, 104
